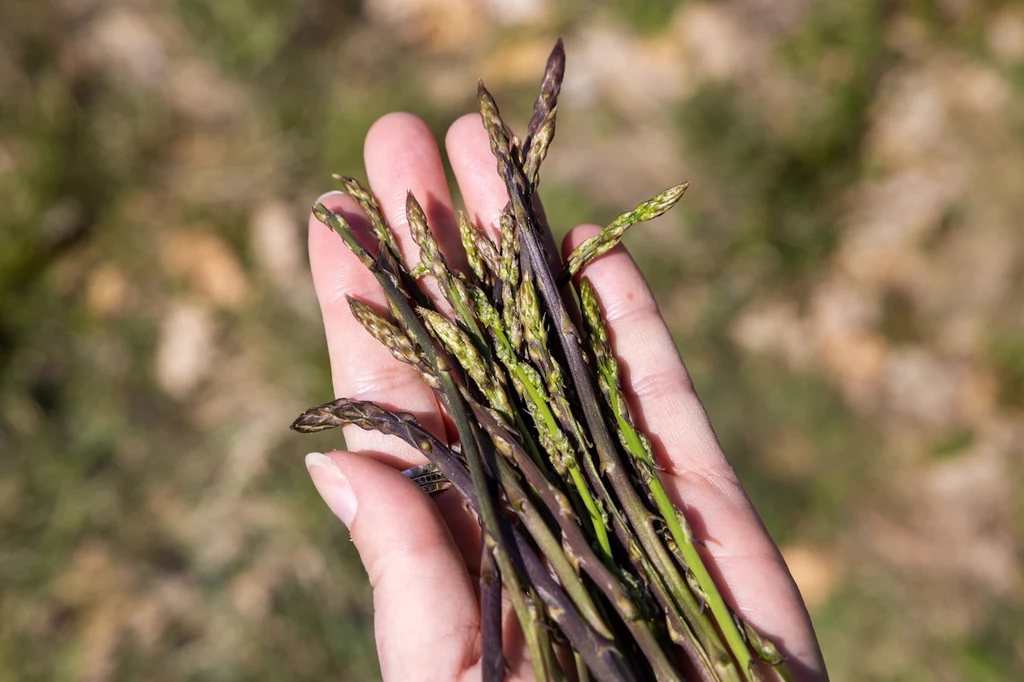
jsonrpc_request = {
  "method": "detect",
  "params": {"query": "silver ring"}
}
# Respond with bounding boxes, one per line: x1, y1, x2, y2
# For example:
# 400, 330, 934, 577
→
402, 462, 452, 495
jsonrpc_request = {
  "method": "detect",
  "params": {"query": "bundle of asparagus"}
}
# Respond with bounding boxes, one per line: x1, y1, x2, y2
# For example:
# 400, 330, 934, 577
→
292, 40, 792, 682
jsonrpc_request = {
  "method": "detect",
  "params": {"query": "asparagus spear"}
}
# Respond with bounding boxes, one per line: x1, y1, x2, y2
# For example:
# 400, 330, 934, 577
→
559, 183, 689, 286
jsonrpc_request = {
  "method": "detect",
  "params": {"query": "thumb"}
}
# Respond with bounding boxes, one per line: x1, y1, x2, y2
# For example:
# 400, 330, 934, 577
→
305, 452, 480, 681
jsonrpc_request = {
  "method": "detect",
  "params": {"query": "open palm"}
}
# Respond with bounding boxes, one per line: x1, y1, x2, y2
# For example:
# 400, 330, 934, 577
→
303, 111, 828, 681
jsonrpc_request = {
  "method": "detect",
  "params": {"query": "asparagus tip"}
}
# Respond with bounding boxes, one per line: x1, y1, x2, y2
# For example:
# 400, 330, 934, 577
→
546, 38, 566, 79
312, 202, 331, 222
290, 408, 342, 433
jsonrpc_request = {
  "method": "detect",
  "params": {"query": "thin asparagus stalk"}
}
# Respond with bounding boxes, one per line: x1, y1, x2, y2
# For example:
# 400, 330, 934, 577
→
575, 423, 730, 682
480, 546, 506, 681
516, 262, 615, 560
559, 183, 689, 286
532, 593, 568, 682
467, 372, 509, 682
473, 411, 567, 682
517, 259, 589, 481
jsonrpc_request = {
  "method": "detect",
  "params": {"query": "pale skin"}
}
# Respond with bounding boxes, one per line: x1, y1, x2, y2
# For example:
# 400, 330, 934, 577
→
304, 111, 830, 682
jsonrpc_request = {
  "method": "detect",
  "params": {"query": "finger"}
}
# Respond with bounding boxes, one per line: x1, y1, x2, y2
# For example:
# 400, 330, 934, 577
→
364, 112, 466, 273
308, 192, 446, 467
563, 226, 827, 678
445, 113, 559, 267
306, 451, 479, 680
445, 114, 509, 241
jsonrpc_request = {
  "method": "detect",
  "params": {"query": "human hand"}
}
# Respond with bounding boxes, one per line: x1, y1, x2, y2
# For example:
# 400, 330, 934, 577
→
303, 111, 828, 681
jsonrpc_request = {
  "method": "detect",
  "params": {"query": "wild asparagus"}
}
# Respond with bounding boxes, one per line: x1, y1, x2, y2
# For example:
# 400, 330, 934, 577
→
293, 38, 799, 682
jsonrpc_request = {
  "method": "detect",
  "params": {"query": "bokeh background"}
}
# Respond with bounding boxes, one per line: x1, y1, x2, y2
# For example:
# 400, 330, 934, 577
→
2, 0, 1023, 680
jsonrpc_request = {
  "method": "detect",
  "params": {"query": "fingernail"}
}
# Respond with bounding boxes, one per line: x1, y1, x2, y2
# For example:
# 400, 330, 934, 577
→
305, 452, 357, 526
313, 190, 345, 207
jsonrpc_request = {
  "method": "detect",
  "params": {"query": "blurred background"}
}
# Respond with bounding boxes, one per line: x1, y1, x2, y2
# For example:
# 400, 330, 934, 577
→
2, 0, 1022, 680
